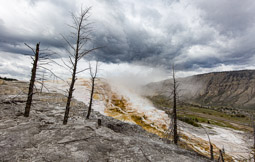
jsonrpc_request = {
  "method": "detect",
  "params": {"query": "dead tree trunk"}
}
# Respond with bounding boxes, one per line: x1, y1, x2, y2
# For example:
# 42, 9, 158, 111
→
86, 77, 95, 119
172, 65, 178, 145
253, 114, 255, 161
63, 58, 77, 124
210, 143, 214, 160
86, 62, 98, 119
218, 149, 224, 162
62, 7, 100, 125
24, 43, 40, 117
202, 126, 214, 160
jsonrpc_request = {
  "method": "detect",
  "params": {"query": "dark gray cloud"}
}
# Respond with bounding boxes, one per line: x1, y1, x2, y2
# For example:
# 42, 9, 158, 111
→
194, 0, 255, 36
0, 0, 255, 71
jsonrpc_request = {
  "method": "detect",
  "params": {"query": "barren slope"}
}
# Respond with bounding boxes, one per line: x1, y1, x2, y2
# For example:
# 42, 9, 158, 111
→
0, 79, 209, 162
146, 70, 255, 109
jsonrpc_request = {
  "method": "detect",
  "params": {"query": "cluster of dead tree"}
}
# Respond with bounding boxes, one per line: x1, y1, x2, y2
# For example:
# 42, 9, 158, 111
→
165, 65, 227, 161
8, 5, 254, 162
23, 7, 99, 125
166, 65, 255, 161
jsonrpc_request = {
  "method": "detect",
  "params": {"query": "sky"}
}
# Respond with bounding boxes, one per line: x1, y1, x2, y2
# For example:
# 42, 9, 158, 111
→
0, 0, 255, 82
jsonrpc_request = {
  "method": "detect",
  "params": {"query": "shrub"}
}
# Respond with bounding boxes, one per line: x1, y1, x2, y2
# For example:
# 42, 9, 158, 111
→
178, 116, 201, 127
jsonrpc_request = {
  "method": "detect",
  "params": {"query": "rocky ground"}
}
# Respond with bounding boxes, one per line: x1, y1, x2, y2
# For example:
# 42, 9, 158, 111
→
0, 79, 210, 162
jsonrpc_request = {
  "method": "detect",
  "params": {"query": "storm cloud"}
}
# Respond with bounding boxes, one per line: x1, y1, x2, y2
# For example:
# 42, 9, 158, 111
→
0, 0, 255, 71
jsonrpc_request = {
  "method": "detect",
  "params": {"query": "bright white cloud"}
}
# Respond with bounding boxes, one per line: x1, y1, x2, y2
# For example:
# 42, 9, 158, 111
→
1, 53, 254, 84
0, 0, 255, 81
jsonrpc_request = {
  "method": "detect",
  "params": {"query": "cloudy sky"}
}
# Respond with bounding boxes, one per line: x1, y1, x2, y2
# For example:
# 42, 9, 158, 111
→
0, 0, 255, 81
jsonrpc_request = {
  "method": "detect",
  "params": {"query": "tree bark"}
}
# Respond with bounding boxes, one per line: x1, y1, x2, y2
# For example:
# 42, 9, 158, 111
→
24, 43, 40, 117
63, 51, 79, 125
253, 114, 255, 161
63, 56, 78, 125
86, 77, 95, 119
219, 149, 224, 162
62, 7, 98, 124
202, 125, 214, 160
63, 10, 83, 125
172, 65, 178, 145
210, 143, 214, 160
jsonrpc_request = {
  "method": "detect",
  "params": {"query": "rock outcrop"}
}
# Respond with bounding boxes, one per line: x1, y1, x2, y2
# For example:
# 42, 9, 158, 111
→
145, 70, 255, 109
0, 79, 209, 162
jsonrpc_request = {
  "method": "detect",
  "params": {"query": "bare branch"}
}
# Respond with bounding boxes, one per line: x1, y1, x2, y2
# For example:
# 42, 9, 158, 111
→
76, 68, 90, 75
61, 34, 75, 52
67, 24, 78, 30
24, 43, 40, 117
62, 6, 102, 124
71, 12, 79, 28
62, 45, 74, 58
60, 57, 73, 70
94, 61, 98, 78
24, 43, 36, 55
86, 60, 98, 119
36, 81, 50, 92
89, 61, 93, 78
38, 66, 65, 82
78, 46, 103, 60
30, 56, 35, 62
39, 53, 51, 59
67, 55, 73, 64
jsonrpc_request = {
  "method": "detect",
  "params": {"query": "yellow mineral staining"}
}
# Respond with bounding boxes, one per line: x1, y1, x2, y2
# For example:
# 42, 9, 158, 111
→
0, 79, 4, 85
82, 79, 234, 161
110, 96, 128, 110
81, 80, 90, 87
93, 94, 100, 100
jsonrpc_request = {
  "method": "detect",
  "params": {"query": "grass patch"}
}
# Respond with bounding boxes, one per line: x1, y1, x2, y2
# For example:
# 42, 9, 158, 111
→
178, 116, 201, 127
148, 95, 253, 132
179, 114, 209, 124
147, 95, 172, 108
179, 113, 241, 130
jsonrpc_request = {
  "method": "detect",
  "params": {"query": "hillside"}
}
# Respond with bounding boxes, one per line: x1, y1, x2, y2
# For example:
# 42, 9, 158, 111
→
1, 77, 253, 161
41, 78, 252, 161
145, 70, 255, 109
0, 79, 209, 162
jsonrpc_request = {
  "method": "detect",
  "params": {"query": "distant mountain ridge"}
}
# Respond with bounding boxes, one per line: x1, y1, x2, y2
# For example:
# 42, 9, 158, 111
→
145, 70, 255, 109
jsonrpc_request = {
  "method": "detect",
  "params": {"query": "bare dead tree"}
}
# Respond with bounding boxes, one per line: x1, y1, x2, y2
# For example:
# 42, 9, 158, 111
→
37, 48, 65, 83
252, 114, 255, 161
172, 64, 178, 145
36, 50, 63, 93
162, 64, 179, 144
62, 7, 100, 125
245, 113, 255, 160
164, 114, 174, 144
218, 149, 225, 162
24, 43, 40, 117
2, 44, 54, 112
202, 125, 214, 160
23, 41, 68, 117
86, 61, 98, 119
35, 71, 48, 93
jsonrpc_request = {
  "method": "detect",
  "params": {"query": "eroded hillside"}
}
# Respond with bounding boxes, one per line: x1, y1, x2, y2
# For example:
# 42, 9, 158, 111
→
146, 70, 255, 109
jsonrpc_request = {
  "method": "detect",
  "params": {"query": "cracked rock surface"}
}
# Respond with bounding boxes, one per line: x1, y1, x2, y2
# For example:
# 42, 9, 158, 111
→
0, 80, 209, 162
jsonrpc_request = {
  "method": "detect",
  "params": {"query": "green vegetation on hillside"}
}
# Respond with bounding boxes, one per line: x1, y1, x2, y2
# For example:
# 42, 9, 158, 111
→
0, 76, 17, 81
147, 95, 252, 131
